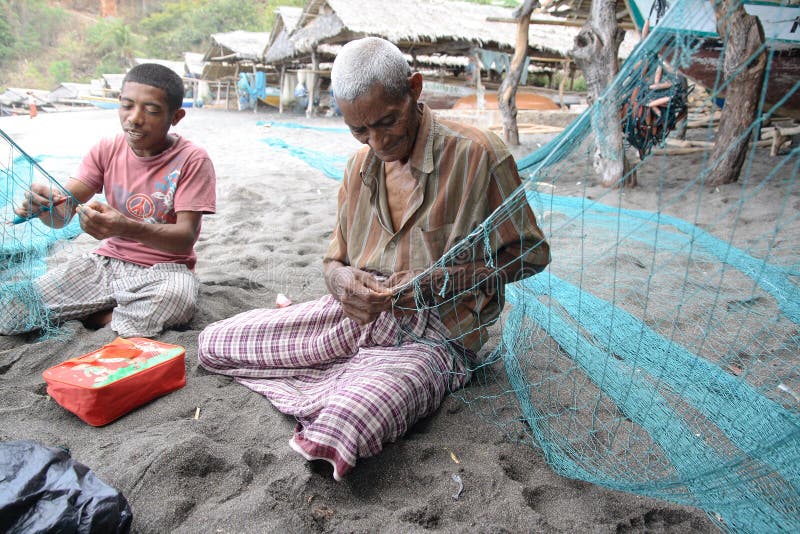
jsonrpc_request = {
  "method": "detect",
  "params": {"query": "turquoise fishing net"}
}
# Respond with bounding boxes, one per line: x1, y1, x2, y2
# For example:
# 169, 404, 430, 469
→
0, 130, 82, 336
261, 1, 799, 531
451, 2, 798, 531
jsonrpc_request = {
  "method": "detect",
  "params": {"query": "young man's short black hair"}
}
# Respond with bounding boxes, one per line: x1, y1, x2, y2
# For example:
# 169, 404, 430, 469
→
123, 63, 185, 112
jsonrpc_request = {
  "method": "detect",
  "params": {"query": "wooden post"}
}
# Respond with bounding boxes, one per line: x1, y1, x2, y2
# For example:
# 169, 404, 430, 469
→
707, 0, 766, 186
279, 65, 286, 114
498, 0, 536, 146
252, 64, 258, 114
472, 50, 484, 111
307, 47, 318, 118
570, 0, 635, 187
558, 60, 569, 111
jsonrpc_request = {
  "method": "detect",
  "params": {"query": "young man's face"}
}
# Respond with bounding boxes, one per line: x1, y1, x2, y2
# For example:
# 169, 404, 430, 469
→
338, 74, 422, 164
118, 81, 184, 157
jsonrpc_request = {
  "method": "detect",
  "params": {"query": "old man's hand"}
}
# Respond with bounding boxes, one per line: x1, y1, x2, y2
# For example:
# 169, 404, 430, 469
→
327, 266, 393, 325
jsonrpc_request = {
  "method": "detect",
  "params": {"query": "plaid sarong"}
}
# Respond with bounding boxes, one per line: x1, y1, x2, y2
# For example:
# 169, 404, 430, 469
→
197, 294, 471, 480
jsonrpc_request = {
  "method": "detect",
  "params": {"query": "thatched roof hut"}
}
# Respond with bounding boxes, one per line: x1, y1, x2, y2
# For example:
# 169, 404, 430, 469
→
47, 82, 93, 104
202, 30, 271, 80
265, 0, 638, 67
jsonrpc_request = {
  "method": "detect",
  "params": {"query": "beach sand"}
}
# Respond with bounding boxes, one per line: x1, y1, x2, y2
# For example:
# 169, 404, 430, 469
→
3, 104, 781, 533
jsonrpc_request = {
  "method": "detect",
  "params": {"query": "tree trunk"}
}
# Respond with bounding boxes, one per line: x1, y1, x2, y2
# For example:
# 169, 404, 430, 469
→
707, 0, 766, 186
570, 0, 635, 187
498, 0, 537, 146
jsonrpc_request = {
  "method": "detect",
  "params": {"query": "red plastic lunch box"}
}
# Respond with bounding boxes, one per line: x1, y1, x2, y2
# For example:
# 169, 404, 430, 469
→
42, 337, 186, 426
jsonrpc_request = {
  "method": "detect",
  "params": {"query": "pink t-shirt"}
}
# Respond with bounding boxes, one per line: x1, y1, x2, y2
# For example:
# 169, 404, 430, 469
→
75, 134, 216, 270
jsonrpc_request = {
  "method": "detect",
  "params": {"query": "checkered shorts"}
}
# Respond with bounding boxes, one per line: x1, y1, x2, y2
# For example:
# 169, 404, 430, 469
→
0, 253, 198, 337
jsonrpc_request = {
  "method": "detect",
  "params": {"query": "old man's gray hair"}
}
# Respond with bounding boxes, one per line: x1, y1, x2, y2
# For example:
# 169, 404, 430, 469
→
331, 37, 411, 101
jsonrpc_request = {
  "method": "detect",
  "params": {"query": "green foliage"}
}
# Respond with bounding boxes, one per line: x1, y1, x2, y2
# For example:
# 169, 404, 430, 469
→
49, 60, 72, 84
545, 71, 588, 93
21, 61, 48, 88
87, 17, 139, 74
0, 11, 13, 63
138, 0, 304, 60
1, 0, 66, 54
571, 75, 587, 92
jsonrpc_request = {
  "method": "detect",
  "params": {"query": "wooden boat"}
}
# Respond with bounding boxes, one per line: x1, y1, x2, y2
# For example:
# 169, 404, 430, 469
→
627, 0, 800, 118
257, 87, 283, 108
451, 92, 560, 111
81, 96, 120, 109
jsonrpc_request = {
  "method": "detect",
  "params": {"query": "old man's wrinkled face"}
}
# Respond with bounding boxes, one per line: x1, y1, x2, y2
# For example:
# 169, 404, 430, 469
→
338, 77, 421, 163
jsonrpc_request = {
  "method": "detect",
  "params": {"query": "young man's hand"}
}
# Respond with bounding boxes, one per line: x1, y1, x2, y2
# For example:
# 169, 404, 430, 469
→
76, 201, 129, 240
14, 182, 70, 222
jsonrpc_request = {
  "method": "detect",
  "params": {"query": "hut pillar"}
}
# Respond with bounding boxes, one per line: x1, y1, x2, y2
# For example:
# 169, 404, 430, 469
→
570, 0, 635, 187
279, 65, 286, 114
472, 50, 485, 112
307, 47, 318, 118
707, 0, 766, 186
498, 0, 536, 146
558, 60, 570, 111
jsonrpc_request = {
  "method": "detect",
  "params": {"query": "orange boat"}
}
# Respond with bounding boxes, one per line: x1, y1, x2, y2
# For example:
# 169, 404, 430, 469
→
452, 92, 560, 111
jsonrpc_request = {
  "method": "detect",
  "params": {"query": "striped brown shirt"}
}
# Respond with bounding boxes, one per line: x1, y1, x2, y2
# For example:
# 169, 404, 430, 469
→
325, 103, 550, 352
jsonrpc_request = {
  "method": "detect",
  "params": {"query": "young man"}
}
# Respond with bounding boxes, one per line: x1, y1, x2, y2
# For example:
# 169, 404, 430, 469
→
0, 63, 216, 338
198, 37, 549, 480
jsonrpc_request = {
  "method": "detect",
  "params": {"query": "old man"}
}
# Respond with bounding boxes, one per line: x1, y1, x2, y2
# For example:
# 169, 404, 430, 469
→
198, 37, 549, 480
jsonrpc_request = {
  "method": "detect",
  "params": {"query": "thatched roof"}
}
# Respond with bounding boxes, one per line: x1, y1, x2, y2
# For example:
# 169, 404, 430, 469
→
265, 0, 639, 66
265, 6, 305, 64
268, 5, 303, 47
201, 31, 271, 81
47, 82, 93, 103
203, 31, 271, 62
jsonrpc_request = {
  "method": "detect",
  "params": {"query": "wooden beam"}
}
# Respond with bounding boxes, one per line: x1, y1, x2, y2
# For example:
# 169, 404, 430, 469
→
529, 56, 571, 63
487, 16, 635, 30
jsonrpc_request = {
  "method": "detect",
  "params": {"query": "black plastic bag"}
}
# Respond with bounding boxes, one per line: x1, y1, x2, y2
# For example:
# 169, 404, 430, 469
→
0, 440, 132, 533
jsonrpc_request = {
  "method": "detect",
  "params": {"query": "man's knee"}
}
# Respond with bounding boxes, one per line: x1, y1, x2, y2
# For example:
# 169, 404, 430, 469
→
197, 322, 225, 370
161, 283, 198, 325
0, 297, 38, 335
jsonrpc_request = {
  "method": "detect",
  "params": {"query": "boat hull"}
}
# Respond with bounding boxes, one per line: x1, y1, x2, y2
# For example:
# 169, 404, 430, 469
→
627, 0, 800, 117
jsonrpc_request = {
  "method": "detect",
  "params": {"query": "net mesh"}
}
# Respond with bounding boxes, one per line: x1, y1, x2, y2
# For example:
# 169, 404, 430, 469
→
402, 2, 800, 531
0, 129, 81, 337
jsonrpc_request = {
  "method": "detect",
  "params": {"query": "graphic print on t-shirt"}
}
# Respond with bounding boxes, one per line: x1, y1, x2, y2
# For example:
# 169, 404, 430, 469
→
122, 167, 180, 224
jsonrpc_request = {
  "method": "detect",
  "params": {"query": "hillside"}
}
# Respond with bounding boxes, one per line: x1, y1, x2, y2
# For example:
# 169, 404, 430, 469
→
0, 0, 302, 90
